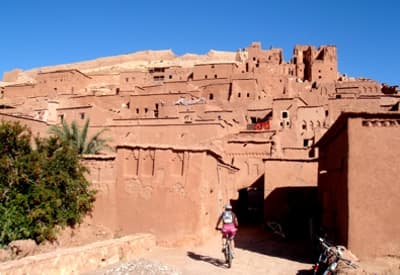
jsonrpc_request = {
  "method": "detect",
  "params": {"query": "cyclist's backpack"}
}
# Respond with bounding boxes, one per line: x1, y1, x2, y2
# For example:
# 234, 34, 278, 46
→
222, 210, 233, 224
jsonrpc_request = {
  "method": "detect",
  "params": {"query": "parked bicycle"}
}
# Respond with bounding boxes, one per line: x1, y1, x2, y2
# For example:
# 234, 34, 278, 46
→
313, 237, 358, 275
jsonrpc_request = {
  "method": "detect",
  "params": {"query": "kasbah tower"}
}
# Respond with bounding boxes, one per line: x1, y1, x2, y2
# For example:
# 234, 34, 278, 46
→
1, 42, 399, 259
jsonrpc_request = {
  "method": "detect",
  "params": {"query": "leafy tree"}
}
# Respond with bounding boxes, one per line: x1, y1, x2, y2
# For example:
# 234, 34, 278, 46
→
48, 119, 112, 154
0, 120, 96, 245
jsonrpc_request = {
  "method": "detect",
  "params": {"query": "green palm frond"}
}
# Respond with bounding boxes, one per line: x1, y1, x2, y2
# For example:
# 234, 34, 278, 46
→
48, 119, 112, 155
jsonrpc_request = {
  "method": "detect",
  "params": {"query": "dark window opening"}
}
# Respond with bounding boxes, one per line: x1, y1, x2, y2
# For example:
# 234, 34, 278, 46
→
144, 108, 148, 113
256, 63, 259, 68
214, 74, 218, 78
155, 103, 159, 109
282, 111, 289, 119
303, 139, 309, 147
80, 112, 85, 120
336, 94, 342, 99
59, 114, 64, 122
188, 73, 193, 81
154, 109, 159, 118
125, 78, 129, 82
153, 76, 165, 81
253, 57, 256, 61
250, 117, 257, 123
247, 93, 250, 98
205, 75, 208, 79
209, 93, 214, 100
325, 110, 329, 116
280, 121, 284, 127
238, 92, 241, 98
302, 123, 307, 130
116, 88, 120, 95
136, 108, 139, 114
246, 63, 249, 72
169, 75, 172, 79
211, 65, 215, 68
318, 75, 322, 79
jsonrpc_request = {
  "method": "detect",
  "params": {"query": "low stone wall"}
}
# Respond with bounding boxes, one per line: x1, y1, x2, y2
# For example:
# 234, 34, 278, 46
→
0, 233, 156, 275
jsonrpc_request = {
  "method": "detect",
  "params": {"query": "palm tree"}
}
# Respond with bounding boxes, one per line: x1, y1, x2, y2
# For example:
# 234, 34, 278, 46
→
49, 119, 113, 154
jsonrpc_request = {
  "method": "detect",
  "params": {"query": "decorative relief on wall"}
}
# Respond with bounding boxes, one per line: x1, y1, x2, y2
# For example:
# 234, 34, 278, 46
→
141, 149, 155, 176
362, 119, 400, 127
171, 151, 184, 176
124, 177, 153, 199
125, 149, 139, 176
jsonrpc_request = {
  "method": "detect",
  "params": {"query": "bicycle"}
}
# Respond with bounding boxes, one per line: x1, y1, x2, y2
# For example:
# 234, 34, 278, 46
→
216, 228, 234, 268
313, 237, 359, 275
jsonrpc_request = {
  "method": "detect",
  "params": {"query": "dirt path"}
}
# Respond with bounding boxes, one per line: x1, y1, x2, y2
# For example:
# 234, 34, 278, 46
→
89, 226, 315, 275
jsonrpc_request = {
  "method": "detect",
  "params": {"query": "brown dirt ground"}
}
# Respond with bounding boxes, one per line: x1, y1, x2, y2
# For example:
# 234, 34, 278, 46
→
2, 223, 400, 275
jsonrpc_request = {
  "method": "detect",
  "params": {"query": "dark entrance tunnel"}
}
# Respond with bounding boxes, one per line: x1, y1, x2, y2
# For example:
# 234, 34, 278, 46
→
264, 186, 318, 240
232, 175, 264, 226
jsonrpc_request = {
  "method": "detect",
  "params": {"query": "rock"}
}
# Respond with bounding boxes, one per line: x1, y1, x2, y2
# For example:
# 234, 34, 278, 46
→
0, 248, 11, 262
8, 239, 37, 257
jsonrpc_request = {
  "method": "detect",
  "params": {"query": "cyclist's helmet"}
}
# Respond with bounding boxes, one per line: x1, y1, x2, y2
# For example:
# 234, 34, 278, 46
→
225, 203, 232, 210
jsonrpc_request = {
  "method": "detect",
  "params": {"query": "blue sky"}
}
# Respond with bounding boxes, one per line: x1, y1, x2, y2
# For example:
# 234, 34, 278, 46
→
0, 0, 399, 85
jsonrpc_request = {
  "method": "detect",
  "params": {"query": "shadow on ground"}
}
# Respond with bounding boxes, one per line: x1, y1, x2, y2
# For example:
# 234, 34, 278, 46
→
235, 226, 315, 264
186, 251, 228, 268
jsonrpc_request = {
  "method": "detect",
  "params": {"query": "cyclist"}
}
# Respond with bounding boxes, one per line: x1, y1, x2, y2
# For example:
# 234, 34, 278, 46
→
215, 203, 239, 256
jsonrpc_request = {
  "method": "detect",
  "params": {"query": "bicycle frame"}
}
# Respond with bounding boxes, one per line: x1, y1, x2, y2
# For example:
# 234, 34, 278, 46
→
223, 233, 234, 268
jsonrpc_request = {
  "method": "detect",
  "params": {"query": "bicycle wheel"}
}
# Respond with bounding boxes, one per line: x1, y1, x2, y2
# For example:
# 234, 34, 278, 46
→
226, 239, 232, 268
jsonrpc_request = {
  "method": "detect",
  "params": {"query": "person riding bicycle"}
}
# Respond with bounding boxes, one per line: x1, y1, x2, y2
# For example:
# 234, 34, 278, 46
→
215, 203, 239, 256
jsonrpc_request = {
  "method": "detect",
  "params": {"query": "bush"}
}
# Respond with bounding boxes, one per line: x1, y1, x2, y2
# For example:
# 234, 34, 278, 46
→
0, 121, 96, 245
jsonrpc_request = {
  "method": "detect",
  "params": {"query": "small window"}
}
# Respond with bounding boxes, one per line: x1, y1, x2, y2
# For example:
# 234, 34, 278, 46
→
281, 111, 289, 119
59, 114, 64, 122
209, 93, 214, 100
303, 139, 309, 147
125, 78, 129, 82
253, 57, 256, 61
214, 74, 218, 79
211, 65, 215, 69
247, 93, 250, 98
80, 113, 85, 120
144, 108, 148, 113
136, 108, 139, 114
169, 75, 172, 79
325, 110, 329, 117
238, 92, 241, 98
204, 75, 208, 79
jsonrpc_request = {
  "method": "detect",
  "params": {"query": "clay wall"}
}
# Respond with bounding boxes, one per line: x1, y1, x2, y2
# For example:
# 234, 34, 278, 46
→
200, 83, 231, 104
120, 71, 149, 91
327, 98, 382, 126
347, 116, 400, 258
296, 106, 327, 147
36, 70, 90, 95
163, 66, 192, 83
0, 113, 50, 138
2, 69, 22, 82
105, 122, 226, 146
2, 84, 37, 98
87, 73, 120, 86
83, 156, 118, 230
231, 79, 258, 102
192, 63, 234, 81
56, 105, 93, 126
113, 147, 236, 244
311, 46, 338, 83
